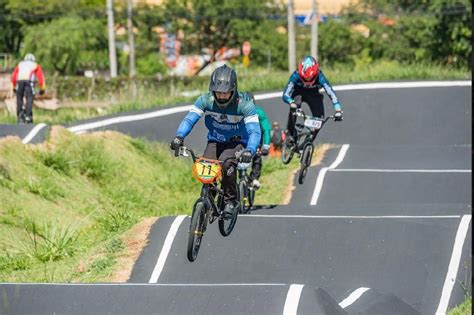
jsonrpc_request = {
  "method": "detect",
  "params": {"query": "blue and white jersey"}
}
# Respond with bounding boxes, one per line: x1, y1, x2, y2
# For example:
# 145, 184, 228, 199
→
282, 70, 342, 111
176, 91, 261, 154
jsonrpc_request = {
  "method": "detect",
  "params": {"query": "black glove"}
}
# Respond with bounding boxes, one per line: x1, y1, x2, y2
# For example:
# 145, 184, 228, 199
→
169, 136, 183, 150
240, 150, 253, 163
13, 88, 17, 93
39, 89, 45, 95
334, 110, 343, 121
261, 144, 270, 156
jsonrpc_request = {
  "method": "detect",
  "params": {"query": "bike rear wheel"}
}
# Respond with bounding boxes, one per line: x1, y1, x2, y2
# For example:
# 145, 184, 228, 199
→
187, 199, 207, 262
298, 143, 314, 184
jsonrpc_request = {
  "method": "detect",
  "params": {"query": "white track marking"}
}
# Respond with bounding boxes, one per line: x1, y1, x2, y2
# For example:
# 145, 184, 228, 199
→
331, 169, 471, 173
283, 284, 304, 315
68, 105, 194, 133
0, 282, 286, 286
339, 287, 370, 308
334, 81, 471, 91
242, 215, 461, 219
21, 123, 47, 143
148, 215, 186, 283
310, 144, 349, 205
66, 81, 471, 134
153, 283, 287, 286
435, 215, 472, 315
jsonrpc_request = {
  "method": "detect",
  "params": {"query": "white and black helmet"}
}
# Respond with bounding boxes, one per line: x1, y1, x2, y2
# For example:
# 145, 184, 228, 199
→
209, 64, 237, 108
24, 53, 35, 62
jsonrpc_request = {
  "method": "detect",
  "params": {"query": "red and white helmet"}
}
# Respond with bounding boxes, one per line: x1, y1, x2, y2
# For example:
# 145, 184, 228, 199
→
298, 55, 319, 87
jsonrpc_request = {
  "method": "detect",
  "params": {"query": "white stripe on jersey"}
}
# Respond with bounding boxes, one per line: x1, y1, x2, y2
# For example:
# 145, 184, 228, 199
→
244, 114, 259, 124
207, 111, 243, 123
190, 105, 204, 116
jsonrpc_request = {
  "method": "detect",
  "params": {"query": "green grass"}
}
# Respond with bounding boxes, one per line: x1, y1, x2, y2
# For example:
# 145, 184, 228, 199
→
448, 297, 472, 315
0, 61, 470, 125
0, 128, 309, 282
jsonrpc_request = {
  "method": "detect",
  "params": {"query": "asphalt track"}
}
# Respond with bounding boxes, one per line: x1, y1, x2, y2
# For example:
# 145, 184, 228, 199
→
0, 82, 471, 315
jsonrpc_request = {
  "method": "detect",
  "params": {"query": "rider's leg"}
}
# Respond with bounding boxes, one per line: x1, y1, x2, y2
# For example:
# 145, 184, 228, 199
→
16, 81, 26, 123
249, 152, 262, 181
286, 94, 304, 139
219, 142, 244, 204
24, 82, 35, 123
286, 110, 297, 139
303, 90, 324, 139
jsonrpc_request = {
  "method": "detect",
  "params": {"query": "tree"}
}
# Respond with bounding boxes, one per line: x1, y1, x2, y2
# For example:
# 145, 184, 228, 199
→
317, 19, 365, 65
2, 0, 104, 55
0, 0, 22, 53
429, 0, 471, 67
162, 0, 281, 60
22, 16, 107, 74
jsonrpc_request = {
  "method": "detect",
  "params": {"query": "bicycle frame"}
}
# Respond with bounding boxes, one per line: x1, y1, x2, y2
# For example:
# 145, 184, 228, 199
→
293, 108, 333, 151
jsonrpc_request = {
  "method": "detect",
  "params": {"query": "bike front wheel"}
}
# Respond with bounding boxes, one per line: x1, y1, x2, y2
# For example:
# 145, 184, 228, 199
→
187, 199, 207, 262
248, 187, 255, 210
298, 143, 314, 184
238, 179, 249, 214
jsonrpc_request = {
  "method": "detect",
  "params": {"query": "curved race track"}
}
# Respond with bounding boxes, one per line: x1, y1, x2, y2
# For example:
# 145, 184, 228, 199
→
0, 81, 471, 315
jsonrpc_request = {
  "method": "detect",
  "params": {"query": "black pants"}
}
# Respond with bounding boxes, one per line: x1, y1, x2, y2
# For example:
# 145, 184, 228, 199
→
286, 85, 324, 138
16, 80, 35, 122
203, 141, 244, 203
250, 152, 262, 181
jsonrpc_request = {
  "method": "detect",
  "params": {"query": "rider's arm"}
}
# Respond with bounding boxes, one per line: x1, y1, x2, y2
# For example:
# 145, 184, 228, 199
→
242, 102, 261, 155
282, 71, 299, 104
11, 66, 19, 88
35, 64, 46, 90
176, 96, 205, 139
257, 107, 272, 145
318, 71, 342, 111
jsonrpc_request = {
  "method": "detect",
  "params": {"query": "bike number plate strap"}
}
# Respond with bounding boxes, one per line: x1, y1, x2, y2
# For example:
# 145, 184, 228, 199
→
304, 117, 323, 130
192, 158, 222, 184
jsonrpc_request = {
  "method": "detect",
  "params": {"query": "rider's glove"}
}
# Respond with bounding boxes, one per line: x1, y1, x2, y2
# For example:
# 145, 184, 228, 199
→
13, 88, 16, 93
290, 102, 298, 110
169, 136, 184, 150
334, 110, 343, 121
240, 150, 253, 163
39, 89, 45, 96
261, 144, 270, 156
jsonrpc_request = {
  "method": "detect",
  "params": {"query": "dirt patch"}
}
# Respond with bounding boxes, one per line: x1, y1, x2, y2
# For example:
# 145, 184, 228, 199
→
281, 143, 335, 205
110, 217, 158, 282
0, 135, 21, 146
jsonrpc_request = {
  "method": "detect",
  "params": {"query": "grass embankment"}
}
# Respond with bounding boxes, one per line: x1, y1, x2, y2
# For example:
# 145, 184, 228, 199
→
448, 298, 472, 315
0, 61, 470, 124
0, 127, 322, 282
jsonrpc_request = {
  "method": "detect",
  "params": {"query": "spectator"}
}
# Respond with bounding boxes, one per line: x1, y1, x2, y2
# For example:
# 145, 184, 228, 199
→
270, 121, 285, 157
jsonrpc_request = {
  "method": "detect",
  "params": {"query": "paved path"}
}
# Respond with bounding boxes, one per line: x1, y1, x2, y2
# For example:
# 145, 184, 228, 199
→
0, 82, 471, 315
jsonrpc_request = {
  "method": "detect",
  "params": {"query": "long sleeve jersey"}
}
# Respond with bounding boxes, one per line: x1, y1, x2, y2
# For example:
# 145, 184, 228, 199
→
176, 91, 261, 155
11, 60, 46, 90
282, 70, 341, 111
255, 106, 271, 146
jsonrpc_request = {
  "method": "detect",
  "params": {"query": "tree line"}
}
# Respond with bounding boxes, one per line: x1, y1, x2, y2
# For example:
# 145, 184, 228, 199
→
0, 0, 470, 76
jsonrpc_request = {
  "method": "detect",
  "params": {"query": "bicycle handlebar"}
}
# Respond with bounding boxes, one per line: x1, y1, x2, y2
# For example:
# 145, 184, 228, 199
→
175, 146, 245, 165
176, 146, 198, 162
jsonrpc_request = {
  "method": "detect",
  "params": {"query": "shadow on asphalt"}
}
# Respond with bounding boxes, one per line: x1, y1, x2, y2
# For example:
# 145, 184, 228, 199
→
246, 204, 278, 212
